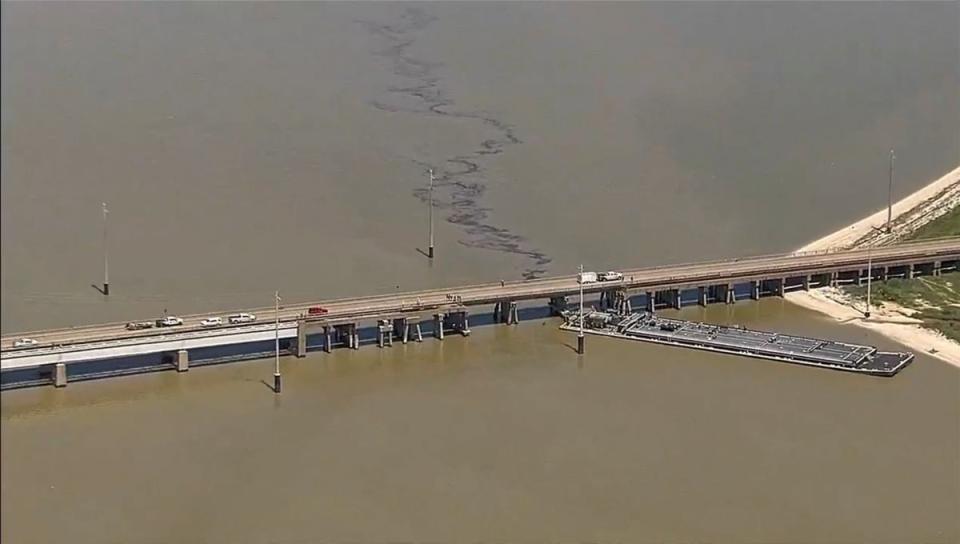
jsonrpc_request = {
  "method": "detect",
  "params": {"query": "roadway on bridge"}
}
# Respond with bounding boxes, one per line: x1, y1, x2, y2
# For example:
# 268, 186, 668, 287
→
3, 238, 958, 353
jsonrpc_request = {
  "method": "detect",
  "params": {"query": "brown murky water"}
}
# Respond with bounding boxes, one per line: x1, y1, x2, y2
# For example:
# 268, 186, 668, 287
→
2, 2, 959, 542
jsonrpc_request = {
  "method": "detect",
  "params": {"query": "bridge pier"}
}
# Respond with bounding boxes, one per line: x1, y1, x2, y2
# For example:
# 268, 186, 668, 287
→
548, 296, 568, 316
934, 261, 942, 276
434, 313, 445, 340
296, 320, 307, 357
323, 326, 332, 353
671, 289, 681, 309
646, 291, 656, 313
176, 349, 189, 372
53, 363, 67, 387
495, 301, 519, 325
448, 310, 471, 336
378, 320, 393, 348
750, 281, 760, 300
803, 275, 811, 291
698, 287, 707, 307
350, 324, 359, 349
725, 283, 736, 304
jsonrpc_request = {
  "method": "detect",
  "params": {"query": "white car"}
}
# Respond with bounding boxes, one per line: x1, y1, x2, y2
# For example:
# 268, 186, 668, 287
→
200, 317, 223, 327
13, 338, 38, 348
228, 313, 257, 324
158, 316, 184, 327
599, 271, 624, 282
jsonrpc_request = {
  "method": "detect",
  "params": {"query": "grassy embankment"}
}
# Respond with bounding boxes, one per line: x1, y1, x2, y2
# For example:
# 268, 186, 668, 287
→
845, 206, 960, 342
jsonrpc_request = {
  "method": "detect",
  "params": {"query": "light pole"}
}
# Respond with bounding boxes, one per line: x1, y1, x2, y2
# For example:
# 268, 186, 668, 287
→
428, 168, 435, 259
864, 246, 872, 319
886, 149, 895, 234
102, 202, 110, 296
578, 264, 585, 355
274, 290, 282, 393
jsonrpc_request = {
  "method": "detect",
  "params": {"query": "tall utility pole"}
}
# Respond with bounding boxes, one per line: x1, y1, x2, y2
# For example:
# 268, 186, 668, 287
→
102, 202, 110, 296
428, 168, 435, 259
886, 149, 895, 233
578, 264, 585, 355
274, 291, 282, 394
865, 246, 872, 319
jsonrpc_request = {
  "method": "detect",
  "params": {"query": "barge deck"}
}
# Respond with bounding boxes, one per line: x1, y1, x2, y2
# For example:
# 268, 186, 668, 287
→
560, 311, 913, 376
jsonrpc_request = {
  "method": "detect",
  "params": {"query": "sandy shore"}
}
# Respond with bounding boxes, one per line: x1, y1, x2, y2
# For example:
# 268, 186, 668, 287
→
786, 165, 960, 367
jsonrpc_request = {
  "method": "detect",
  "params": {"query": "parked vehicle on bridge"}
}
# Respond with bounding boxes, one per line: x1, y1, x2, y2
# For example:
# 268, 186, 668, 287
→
228, 313, 257, 324
599, 271, 624, 282
125, 321, 154, 331
578, 271, 598, 284
13, 338, 38, 348
307, 306, 328, 316
157, 316, 184, 327
200, 317, 223, 327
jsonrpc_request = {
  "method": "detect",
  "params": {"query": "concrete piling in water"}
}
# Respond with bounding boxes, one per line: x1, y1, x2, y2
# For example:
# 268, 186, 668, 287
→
698, 287, 707, 307
434, 314, 444, 340
646, 291, 655, 312
324, 326, 332, 353
672, 289, 682, 309
725, 283, 736, 304
751, 281, 761, 300
176, 349, 189, 372
934, 261, 942, 276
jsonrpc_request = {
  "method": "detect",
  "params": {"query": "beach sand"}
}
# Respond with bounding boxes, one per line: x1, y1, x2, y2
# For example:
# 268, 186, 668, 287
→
786, 165, 960, 367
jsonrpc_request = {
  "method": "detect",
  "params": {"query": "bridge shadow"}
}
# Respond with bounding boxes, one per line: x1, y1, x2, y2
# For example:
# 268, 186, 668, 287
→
415, 247, 432, 260
90, 284, 106, 295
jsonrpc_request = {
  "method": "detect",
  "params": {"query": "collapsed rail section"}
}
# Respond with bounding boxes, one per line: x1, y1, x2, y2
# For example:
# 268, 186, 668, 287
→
560, 311, 913, 376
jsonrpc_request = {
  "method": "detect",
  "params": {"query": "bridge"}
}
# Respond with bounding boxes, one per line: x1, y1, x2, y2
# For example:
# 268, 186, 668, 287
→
3, 238, 958, 388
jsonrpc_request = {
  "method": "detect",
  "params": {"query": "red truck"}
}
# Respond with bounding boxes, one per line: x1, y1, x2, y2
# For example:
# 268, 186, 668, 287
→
308, 306, 329, 316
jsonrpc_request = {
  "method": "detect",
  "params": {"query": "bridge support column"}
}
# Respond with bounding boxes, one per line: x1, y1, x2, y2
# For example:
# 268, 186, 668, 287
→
296, 320, 307, 357
53, 363, 67, 387
434, 314, 444, 340
351, 324, 360, 350
829, 272, 839, 287
176, 349, 189, 372
751, 281, 760, 300
725, 283, 736, 304
908, 264, 915, 279
934, 261, 942, 276
698, 287, 707, 307
548, 296, 568, 316
672, 289, 682, 310
776, 278, 785, 297
803, 275, 811, 291
323, 326, 332, 353
500, 301, 519, 325
378, 320, 393, 348
646, 291, 656, 313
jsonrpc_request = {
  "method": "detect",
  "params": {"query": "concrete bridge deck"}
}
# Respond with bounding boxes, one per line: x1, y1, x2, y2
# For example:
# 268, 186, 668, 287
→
2, 237, 958, 385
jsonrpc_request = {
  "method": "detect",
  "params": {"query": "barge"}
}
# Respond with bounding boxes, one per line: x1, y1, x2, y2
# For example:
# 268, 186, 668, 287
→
560, 310, 913, 376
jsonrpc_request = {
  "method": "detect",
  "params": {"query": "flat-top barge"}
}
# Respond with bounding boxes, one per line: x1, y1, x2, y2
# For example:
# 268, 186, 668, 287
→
561, 311, 913, 376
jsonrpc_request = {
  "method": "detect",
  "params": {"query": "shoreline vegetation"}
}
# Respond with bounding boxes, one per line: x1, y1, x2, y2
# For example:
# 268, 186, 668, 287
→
786, 165, 960, 366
